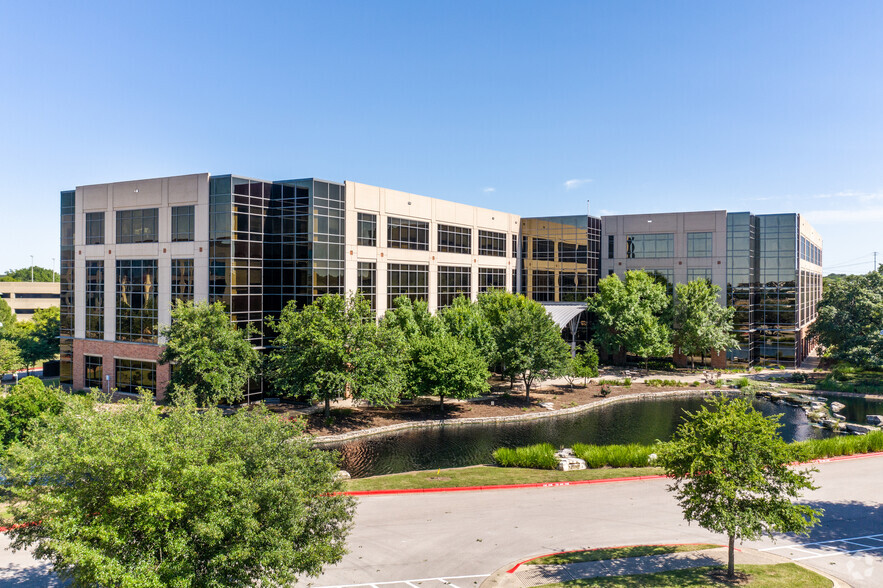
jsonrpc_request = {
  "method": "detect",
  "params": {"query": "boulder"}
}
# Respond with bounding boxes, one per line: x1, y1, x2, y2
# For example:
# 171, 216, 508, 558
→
539, 402, 555, 410
846, 423, 873, 435
867, 415, 883, 426
556, 457, 587, 471
334, 470, 352, 480
830, 402, 846, 413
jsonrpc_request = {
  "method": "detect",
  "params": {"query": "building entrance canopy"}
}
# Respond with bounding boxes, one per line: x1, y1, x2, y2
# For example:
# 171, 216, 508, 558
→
541, 302, 587, 330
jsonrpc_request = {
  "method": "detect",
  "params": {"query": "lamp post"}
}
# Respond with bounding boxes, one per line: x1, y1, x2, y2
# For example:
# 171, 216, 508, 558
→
30, 255, 34, 282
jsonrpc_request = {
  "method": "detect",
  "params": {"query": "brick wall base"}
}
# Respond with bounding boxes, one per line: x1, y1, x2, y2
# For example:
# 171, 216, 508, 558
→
673, 347, 727, 370
72, 339, 170, 401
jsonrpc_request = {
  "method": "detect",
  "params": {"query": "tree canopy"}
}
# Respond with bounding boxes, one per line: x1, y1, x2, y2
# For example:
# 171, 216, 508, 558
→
438, 295, 497, 368
0, 339, 23, 376
0, 266, 59, 282
269, 293, 406, 419
0, 297, 15, 335
587, 271, 672, 367
657, 396, 821, 579
3, 393, 355, 587
409, 330, 491, 411
10, 306, 60, 372
159, 301, 260, 406
811, 268, 883, 367
0, 376, 62, 448
672, 279, 738, 368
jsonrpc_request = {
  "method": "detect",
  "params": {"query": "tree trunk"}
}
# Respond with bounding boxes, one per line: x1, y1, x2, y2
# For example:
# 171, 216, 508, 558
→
324, 397, 331, 421
509, 375, 515, 389
439, 393, 445, 413
524, 376, 531, 402
728, 534, 735, 579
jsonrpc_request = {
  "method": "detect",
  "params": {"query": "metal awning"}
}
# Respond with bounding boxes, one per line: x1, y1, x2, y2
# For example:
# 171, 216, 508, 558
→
541, 302, 587, 330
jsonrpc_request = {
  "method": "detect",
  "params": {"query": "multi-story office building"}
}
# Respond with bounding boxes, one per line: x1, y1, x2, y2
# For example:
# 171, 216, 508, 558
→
59, 173, 823, 399
601, 210, 823, 367
0, 281, 60, 321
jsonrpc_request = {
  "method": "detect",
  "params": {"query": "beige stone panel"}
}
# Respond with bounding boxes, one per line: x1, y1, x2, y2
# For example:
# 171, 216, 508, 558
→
350, 181, 381, 212
384, 248, 433, 264
622, 213, 678, 233
682, 211, 723, 231
113, 243, 162, 258
435, 251, 475, 265
384, 188, 432, 218
474, 208, 508, 231
111, 178, 163, 207
82, 185, 108, 211
167, 174, 202, 204
435, 199, 476, 226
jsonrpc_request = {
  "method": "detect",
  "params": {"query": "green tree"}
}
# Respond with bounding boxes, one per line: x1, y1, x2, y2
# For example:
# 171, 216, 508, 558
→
0, 297, 15, 336
657, 396, 822, 579
159, 301, 260, 406
409, 330, 491, 411
0, 376, 63, 448
0, 339, 23, 377
11, 307, 60, 374
672, 279, 739, 369
269, 293, 406, 419
3, 393, 355, 587
438, 295, 496, 368
498, 297, 571, 401
380, 296, 443, 341
587, 271, 672, 368
476, 289, 530, 385
0, 266, 59, 282
572, 342, 600, 386
811, 268, 883, 367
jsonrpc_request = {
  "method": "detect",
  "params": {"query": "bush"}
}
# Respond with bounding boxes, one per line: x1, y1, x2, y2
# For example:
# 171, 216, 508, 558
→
734, 377, 751, 389
573, 443, 656, 468
831, 364, 856, 382
0, 376, 63, 448
646, 379, 681, 387
492, 443, 557, 469
794, 431, 883, 460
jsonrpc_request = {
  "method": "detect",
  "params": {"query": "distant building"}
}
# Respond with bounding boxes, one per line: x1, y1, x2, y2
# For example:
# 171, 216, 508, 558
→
0, 281, 60, 321
58, 173, 822, 399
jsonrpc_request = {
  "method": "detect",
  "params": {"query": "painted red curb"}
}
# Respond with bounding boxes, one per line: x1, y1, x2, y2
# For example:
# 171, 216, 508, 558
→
345, 451, 883, 496
506, 543, 727, 573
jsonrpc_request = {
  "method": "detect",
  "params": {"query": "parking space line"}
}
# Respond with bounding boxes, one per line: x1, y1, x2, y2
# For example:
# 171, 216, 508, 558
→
313, 574, 489, 588
794, 545, 883, 561
760, 532, 883, 551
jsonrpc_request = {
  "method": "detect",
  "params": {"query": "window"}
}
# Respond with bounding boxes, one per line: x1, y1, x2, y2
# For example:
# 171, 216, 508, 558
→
479, 267, 506, 292
437, 266, 471, 308
437, 224, 472, 254
608, 235, 614, 259
626, 233, 673, 259
687, 268, 712, 283
171, 206, 195, 242
357, 213, 377, 246
647, 269, 674, 295
559, 272, 589, 302
558, 242, 588, 263
357, 262, 376, 311
479, 230, 506, 257
512, 234, 518, 258
687, 232, 712, 257
171, 259, 194, 304
85, 260, 104, 340
116, 208, 158, 244
532, 237, 555, 260
85, 212, 105, 245
387, 217, 429, 250
531, 270, 555, 302
116, 259, 159, 343
387, 263, 429, 308
84, 355, 103, 389
115, 359, 156, 395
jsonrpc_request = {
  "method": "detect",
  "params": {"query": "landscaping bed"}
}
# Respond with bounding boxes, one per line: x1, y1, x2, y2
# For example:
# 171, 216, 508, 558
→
539, 563, 831, 587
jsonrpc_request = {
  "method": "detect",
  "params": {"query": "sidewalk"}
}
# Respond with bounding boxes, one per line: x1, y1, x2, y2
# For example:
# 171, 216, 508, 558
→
482, 546, 848, 587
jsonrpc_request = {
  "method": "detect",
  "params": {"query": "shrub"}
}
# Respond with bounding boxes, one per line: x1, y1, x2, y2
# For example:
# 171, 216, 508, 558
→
831, 363, 857, 382
794, 431, 883, 461
734, 377, 751, 389
623, 377, 632, 387
646, 379, 681, 387
492, 443, 557, 469
0, 376, 63, 448
573, 443, 656, 468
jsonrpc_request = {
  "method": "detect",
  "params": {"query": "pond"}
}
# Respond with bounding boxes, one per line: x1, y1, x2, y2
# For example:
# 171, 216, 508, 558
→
325, 393, 883, 478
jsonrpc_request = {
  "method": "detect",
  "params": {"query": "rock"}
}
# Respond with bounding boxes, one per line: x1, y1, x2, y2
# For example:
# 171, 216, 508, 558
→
867, 415, 883, 426
539, 402, 555, 410
647, 453, 658, 463
556, 457, 587, 471
810, 402, 825, 411
555, 448, 575, 458
846, 423, 873, 435
830, 402, 845, 413
334, 470, 351, 480
833, 413, 846, 421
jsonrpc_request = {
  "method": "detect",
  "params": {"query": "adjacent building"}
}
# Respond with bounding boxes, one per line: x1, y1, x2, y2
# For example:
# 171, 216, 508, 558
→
0, 281, 60, 321
59, 173, 823, 399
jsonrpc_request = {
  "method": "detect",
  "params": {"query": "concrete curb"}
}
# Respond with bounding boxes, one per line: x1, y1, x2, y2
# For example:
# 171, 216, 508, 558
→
313, 388, 724, 445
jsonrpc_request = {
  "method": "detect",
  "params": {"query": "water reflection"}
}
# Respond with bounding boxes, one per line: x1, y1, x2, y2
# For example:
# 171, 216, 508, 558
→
327, 395, 883, 478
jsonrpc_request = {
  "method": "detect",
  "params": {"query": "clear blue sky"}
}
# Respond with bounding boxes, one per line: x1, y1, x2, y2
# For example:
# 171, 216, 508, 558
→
2, 1, 881, 275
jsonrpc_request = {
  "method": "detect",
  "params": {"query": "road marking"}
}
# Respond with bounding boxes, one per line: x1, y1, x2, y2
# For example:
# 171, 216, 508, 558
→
313, 574, 489, 588
760, 533, 883, 551
760, 532, 883, 562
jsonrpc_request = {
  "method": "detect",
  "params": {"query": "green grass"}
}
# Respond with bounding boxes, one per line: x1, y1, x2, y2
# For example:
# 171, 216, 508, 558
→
795, 430, 883, 460
539, 563, 831, 587
343, 464, 663, 492
492, 443, 557, 469
573, 443, 656, 468
528, 544, 720, 565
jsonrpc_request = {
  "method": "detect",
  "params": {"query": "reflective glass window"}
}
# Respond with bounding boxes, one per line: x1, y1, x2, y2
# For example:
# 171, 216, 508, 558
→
84, 355, 103, 389
625, 233, 674, 259
171, 206, 195, 242
479, 230, 506, 257
171, 259, 194, 304
115, 358, 156, 395
116, 209, 159, 244
437, 266, 471, 308
357, 262, 376, 311
85, 212, 105, 245
531, 237, 555, 260
687, 232, 712, 257
388, 217, 429, 250
85, 260, 104, 340
387, 263, 429, 307
479, 267, 506, 292
438, 224, 472, 254
116, 259, 159, 343
357, 213, 377, 246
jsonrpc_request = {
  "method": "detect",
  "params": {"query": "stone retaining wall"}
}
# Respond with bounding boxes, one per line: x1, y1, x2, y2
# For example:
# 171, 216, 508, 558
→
312, 388, 726, 446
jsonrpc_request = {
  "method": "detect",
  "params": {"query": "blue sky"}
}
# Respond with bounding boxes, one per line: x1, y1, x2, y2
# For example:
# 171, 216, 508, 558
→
1, 1, 881, 275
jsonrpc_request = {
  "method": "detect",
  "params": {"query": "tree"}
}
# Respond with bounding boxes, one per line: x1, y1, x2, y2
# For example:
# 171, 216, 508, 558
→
497, 297, 571, 401
476, 289, 530, 385
572, 342, 600, 386
159, 301, 260, 406
380, 296, 443, 341
811, 268, 883, 367
0, 266, 59, 282
0, 297, 15, 336
269, 293, 406, 419
3, 393, 355, 587
587, 271, 672, 369
11, 306, 60, 374
0, 339, 23, 377
409, 330, 491, 411
0, 376, 62, 448
657, 396, 822, 579
672, 279, 739, 369
438, 295, 496, 368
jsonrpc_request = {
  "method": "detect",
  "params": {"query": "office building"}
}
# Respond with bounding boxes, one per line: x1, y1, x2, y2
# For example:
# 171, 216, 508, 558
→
59, 173, 822, 399
0, 281, 60, 321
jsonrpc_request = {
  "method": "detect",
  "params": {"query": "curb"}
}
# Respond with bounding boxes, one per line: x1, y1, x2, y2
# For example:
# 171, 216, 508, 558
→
505, 543, 724, 573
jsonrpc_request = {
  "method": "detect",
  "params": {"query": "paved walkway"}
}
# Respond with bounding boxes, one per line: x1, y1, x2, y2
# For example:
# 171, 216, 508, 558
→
483, 546, 847, 587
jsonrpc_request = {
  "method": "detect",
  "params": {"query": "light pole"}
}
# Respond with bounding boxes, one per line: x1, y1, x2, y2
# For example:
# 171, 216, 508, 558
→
52, 258, 56, 281
30, 255, 34, 282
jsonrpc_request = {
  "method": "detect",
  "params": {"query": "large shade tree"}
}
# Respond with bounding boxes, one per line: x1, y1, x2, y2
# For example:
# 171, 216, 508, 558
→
269, 293, 406, 419
811, 268, 883, 367
657, 396, 821, 579
409, 330, 491, 411
672, 279, 739, 368
438, 295, 496, 368
11, 306, 60, 374
159, 301, 260, 406
3, 393, 355, 587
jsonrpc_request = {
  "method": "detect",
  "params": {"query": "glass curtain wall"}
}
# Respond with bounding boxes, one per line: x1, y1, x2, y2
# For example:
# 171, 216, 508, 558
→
85, 260, 104, 339
59, 190, 75, 386
520, 215, 595, 302
726, 212, 758, 365
756, 214, 798, 366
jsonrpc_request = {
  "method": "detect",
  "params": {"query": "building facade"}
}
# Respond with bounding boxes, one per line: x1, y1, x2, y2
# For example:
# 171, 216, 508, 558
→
59, 173, 823, 399
0, 281, 60, 321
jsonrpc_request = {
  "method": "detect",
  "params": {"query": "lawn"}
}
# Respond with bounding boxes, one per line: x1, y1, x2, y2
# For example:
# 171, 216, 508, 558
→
344, 464, 663, 492
527, 544, 721, 565
539, 563, 831, 587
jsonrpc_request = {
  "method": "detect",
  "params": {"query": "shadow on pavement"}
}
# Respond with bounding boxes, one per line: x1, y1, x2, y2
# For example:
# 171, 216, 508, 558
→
0, 561, 66, 587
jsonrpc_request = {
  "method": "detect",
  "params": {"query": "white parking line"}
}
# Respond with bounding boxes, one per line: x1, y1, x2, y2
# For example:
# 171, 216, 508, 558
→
760, 532, 883, 562
760, 532, 883, 552
313, 574, 489, 588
